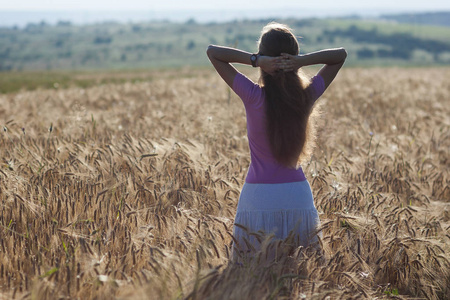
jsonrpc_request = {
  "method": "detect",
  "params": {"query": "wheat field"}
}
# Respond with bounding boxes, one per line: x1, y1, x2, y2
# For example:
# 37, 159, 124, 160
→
0, 67, 449, 299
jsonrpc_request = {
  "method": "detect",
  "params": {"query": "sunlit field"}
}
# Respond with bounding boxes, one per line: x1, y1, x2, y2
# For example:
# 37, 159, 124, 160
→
0, 67, 449, 299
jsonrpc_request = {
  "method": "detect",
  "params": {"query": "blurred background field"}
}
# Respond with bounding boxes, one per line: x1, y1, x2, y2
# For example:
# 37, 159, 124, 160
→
1, 11, 450, 95
1, 12, 450, 74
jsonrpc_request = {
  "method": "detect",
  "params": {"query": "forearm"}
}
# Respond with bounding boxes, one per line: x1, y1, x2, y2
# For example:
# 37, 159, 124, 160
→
207, 45, 252, 65
298, 48, 347, 66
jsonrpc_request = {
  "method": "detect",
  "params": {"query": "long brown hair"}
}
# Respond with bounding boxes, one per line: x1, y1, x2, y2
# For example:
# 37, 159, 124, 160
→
258, 22, 318, 168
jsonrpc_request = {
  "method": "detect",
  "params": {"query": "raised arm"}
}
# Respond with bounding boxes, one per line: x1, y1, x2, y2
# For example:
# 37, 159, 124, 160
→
206, 45, 280, 87
280, 48, 347, 90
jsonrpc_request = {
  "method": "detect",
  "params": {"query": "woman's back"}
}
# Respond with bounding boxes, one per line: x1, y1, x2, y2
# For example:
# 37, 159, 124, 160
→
232, 72, 325, 184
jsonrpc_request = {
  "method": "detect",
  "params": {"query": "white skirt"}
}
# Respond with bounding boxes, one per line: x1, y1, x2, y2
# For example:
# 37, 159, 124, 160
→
232, 180, 320, 257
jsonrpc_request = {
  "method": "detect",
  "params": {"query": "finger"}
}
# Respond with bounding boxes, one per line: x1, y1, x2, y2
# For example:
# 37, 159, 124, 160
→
280, 62, 292, 69
280, 64, 289, 71
277, 64, 288, 70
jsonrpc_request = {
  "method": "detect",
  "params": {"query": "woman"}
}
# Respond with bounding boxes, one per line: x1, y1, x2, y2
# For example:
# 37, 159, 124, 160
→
207, 22, 347, 259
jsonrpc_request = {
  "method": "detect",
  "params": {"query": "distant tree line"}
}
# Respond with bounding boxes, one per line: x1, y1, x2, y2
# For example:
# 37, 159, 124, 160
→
323, 25, 450, 60
381, 12, 450, 27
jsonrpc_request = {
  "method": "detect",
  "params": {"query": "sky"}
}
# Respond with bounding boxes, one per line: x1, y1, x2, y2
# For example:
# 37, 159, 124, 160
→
1, 0, 449, 27
2, 0, 450, 12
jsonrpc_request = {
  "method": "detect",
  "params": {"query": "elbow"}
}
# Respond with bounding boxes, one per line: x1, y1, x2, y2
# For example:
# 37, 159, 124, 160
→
340, 48, 348, 61
206, 44, 216, 58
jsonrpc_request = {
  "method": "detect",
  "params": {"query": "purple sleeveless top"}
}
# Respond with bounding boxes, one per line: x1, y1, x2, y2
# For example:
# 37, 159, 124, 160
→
232, 72, 325, 184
